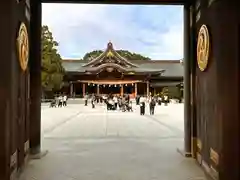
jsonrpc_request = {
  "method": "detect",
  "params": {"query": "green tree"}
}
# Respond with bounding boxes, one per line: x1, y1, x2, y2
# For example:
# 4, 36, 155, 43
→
161, 87, 169, 97
83, 50, 103, 61
83, 50, 151, 61
116, 50, 151, 60
161, 86, 182, 99
41, 25, 64, 98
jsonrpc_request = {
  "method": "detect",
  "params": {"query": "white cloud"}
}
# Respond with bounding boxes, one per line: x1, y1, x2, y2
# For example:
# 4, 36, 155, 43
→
42, 4, 183, 60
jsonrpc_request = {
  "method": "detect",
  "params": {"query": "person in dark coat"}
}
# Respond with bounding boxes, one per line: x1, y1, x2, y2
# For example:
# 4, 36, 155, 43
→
84, 93, 88, 106
91, 94, 96, 108
96, 95, 99, 103
136, 95, 140, 105
158, 96, 162, 105
126, 94, 130, 104
149, 97, 156, 115
139, 96, 146, 115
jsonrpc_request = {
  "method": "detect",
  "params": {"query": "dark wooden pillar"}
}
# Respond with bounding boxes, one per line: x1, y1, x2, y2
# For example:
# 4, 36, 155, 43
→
82, 83, 86, 97
212, 2, 239, 180
194, 1, 239, 179
190, 4, 197, 158
183, 3, 192, 157
135, 83, 138, 97
73, 83, 75, 97
120, 85, 123, 96
97, 84, 100, 96
29, 1, 42, 155
70, 82, 73, 97
146, 81, 149, 97
0, 1, 11, 179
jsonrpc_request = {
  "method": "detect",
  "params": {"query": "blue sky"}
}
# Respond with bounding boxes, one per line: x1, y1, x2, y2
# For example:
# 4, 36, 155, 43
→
42, 4, 183, 60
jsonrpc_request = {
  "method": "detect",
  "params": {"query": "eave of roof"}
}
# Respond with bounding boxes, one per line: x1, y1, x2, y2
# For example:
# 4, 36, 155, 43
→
62, 59, 183, 77
150, 82, 182, 87
42, 0, 187, 5
62, 59, 182, 64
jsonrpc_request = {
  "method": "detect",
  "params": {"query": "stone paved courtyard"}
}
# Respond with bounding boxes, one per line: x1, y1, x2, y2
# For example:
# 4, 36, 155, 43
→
20, 103, 207, 180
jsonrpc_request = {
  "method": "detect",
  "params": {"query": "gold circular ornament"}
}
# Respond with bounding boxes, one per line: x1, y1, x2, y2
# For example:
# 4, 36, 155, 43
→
197, 24, 210, 71
17, 22, 29, 71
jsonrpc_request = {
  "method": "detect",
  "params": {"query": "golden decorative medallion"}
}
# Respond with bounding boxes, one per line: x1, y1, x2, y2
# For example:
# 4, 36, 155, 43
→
197, 138, 202, 151
197, 24, 210, 71
107, 50, 114, 58
210, 148, 219, 165
17, 22, 29, 71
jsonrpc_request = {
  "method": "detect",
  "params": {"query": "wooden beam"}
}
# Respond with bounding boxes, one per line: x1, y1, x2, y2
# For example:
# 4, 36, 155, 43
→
41, 0, 187, 5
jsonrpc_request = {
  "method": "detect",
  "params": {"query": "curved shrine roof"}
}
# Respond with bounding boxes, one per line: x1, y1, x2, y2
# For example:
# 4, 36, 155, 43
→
61, 42, 183, 77
62, 59, 183, 77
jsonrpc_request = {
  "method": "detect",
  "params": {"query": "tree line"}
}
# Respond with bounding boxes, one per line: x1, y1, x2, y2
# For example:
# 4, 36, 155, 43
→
83, 50, 151, 61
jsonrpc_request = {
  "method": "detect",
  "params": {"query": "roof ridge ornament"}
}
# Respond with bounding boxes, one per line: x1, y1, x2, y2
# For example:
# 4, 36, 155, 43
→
106, 50, 114, 58
107, 41, 113, 49
106, 41, 114, 57
82, 41, 138, 68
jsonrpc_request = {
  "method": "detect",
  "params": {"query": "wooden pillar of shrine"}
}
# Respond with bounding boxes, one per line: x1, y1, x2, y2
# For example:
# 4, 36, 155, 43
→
194, 1, 239, 180
189, 4, 197, 158
70, 82, 73, 97
29, 1, 44, 156
82, 83, 86, 97
216, 2, 240, 179
120, 85, 124, 96
182, 3, 192, 157
97, 85, 100, 96
135, 83, 138, 97
0, 1, 12, 179
146, 81, 150, 97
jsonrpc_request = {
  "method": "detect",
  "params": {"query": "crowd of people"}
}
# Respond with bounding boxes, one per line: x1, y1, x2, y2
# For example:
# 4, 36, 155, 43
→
49, 92, 170, 116
135, 95, 169, 115
49, 94, 68, 108
84, 94, 133, 112
82, 93, 169, 116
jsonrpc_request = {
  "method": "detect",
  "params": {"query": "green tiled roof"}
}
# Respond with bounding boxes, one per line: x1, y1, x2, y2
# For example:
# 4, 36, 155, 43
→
62, 59, 183, 77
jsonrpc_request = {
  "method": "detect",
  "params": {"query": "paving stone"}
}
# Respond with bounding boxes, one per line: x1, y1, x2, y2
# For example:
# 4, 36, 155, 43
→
20, 103, 207, 180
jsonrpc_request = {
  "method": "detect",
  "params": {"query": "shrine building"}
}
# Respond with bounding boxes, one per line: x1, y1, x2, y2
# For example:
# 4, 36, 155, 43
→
62, 42, 183, 98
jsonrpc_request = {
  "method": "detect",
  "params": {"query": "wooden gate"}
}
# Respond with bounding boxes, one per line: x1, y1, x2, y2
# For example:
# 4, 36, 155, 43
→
194, 1, 220, 179
17, 70, 30, 172
9, 65, 30, 179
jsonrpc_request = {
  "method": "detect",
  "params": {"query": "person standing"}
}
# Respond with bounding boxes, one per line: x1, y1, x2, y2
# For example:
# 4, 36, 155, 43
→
149, 97, 156, 115
113, 96, 118, 110
126, 94, 130, 104
91, 94, 96, 108
63, 94, 67, 106
103, 94, 107, 104
118, 97, 122, 110
107, 97, 114, 110
164, 95, 168, 106
58, 95, 63, 107
122, 96, 126, 112
96, 95, 99, 103
136, 95, 140, 105
55, 95, 59, 107
139, 96, 146, 115
158, 96, 162, 105
84, 93, 88, 106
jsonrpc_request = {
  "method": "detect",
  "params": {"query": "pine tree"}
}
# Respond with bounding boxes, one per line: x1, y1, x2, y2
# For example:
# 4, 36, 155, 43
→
41, 25, 64, 97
